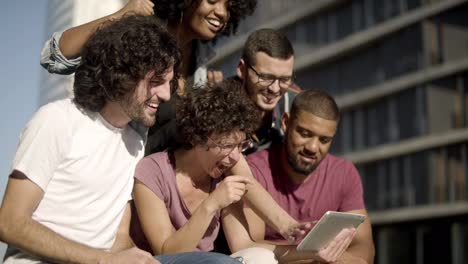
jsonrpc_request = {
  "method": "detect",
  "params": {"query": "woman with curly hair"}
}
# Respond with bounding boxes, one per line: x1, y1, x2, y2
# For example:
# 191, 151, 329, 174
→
131, 79, 280, 263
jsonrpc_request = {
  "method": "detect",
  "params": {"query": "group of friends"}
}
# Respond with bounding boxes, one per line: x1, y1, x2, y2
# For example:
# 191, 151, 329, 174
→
0, 0, 375, 263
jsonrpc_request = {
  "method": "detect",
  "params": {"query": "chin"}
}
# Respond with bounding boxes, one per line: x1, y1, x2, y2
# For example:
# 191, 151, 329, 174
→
197, 30, 217, 41
258, 104, 276, 112
140, 116, 156, 127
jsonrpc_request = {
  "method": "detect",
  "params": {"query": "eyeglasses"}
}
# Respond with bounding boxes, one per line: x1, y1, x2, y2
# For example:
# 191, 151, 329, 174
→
247, 63, 295, 90
207, 137, 254, 155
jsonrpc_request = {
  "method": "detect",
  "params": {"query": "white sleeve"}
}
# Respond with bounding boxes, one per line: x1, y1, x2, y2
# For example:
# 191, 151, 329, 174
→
12, 102, 72, 190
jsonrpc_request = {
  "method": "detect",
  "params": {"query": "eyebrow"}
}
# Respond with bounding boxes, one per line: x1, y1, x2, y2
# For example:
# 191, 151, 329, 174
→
296, 125, 334, 138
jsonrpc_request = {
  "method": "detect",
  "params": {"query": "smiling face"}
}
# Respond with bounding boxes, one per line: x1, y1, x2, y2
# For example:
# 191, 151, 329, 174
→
282, 110, 337, 178
193, 131, 245, 179
120, 68, 173, 127
238, 52, 294, 112
184, 0, 230, 40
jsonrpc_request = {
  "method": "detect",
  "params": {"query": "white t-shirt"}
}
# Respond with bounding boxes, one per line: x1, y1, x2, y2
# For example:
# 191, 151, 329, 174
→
5, 99, 145, 263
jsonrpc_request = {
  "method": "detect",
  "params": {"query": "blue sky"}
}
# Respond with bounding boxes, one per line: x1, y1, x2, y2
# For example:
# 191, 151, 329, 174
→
0, 1, 48, 258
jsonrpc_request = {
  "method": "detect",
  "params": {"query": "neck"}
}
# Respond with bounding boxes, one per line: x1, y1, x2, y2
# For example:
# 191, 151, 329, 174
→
167, 22, 195, 47
174, 149, 211, 186
99, 101, 130, 129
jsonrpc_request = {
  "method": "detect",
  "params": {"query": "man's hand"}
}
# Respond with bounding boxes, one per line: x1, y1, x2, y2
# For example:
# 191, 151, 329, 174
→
314, 228, 357, 263
207, 70, 224, 85
331, 252, 367, 264
114, 0, 155, 18
206, 175, 253, 211
98, 247, 160, 264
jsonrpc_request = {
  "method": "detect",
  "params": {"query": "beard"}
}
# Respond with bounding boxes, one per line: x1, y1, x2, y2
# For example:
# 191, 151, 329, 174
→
284, 136, 319, 176
120, 94, 156, 127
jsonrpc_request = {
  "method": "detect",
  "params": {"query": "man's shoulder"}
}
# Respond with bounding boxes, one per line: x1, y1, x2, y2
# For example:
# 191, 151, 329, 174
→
38, 98, 73, 112
246, 146, 280, 167
30, 98, 79, 124
246, 148, 268, 162
321, 154, 358, 174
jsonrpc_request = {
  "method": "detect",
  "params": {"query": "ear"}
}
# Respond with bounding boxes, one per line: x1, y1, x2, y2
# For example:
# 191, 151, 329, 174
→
281, 112, 290, 133
237, 58, 246, 80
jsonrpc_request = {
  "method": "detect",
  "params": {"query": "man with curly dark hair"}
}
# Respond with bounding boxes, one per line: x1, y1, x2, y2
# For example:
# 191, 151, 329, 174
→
131, 80, 281, 263
0, 15, 240, 264
39, 0, 257, 153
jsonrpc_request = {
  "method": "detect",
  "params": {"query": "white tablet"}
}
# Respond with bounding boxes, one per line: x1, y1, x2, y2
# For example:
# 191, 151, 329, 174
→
296, 211, 366, 251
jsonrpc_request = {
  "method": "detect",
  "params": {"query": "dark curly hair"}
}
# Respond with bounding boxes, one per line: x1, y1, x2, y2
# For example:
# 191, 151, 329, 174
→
176, 79, 260, 149
74, 15, 181, 112
152, 0, 257, 39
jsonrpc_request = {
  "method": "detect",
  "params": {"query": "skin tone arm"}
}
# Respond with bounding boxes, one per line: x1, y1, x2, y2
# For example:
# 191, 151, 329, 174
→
110, 203, 135, 253
222, 202, 356, 263
0, 170, 158, 264
132, 176, 252, 254
331, 209, 375, 264
58, 0, 154, 59
228, 156, 310, 241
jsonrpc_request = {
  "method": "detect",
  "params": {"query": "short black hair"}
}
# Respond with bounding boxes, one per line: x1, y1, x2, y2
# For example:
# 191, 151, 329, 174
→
291, 90, 340, 122
242, 28, 294, 66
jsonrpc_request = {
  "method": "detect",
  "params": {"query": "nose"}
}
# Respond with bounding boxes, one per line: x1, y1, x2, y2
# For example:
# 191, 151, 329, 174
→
267, 79, 281, 94
226, 146, 241, 162
214, 2, 229, 22
305, 138, 319, 154
156, 81, 171, 102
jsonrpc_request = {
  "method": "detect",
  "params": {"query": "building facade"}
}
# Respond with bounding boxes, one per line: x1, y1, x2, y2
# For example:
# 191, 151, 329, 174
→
209, 0, 468, 263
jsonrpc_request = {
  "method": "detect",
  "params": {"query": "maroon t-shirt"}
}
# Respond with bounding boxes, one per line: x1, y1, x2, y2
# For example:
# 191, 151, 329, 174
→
246, 145, 365, 242
130, 151, 221, 253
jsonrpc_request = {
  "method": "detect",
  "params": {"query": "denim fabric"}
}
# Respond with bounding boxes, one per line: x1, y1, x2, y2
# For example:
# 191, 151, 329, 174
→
155, 252, 242, 264
40, 32, 81, 75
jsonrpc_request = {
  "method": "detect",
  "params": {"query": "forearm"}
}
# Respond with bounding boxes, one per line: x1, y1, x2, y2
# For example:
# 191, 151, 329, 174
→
231, 156, 298, 236
110, 233, 135, 253
337, 242, 374, 264
244, 181, 297, 236
59, 12, 122, 59
159, 201, 217, 254
0, 215, 109, 264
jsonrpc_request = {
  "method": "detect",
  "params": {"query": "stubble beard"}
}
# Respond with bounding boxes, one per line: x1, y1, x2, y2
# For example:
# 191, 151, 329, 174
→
121, 95, 156, 127
285, 136, 318, 176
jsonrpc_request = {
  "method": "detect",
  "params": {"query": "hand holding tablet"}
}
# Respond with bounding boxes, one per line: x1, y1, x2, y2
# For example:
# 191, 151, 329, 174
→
297, 211, 366, 252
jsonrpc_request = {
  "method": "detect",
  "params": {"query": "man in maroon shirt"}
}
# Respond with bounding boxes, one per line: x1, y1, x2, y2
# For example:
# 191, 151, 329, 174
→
243, 90, 375, 263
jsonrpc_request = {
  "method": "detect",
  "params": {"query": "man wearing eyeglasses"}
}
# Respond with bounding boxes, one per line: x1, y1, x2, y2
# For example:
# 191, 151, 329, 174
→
234, 28, 300, 154
212, 28, 309, 255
